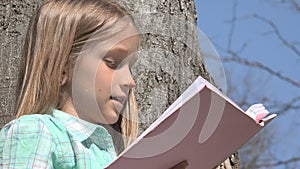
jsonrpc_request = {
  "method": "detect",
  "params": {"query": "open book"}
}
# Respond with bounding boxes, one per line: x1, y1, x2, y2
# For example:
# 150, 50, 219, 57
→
105, 76, 277, 169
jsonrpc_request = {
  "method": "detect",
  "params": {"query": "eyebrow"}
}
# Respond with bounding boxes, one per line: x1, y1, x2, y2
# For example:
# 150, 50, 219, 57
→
104, 47, 128, 58
111, 46, 129, 53
102, 42, 138, 64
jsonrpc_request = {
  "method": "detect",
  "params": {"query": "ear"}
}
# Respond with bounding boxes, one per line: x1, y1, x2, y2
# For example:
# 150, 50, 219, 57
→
60, 70, 68, 86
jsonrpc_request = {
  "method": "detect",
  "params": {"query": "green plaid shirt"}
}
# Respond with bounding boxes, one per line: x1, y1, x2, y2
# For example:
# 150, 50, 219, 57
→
0, 109, 117, 169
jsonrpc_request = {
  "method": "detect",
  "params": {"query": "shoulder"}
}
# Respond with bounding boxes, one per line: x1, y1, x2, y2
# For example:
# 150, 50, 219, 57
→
0, 113, 68, 140
0, 114, 67, 156
0, 115, 61, 167
0, 114, 52, 139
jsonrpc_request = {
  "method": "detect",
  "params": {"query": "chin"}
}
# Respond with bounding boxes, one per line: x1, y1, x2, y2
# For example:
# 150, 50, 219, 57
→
104, 112, 120, 124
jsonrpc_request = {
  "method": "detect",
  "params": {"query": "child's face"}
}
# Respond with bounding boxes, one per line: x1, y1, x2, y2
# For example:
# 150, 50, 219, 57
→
70, 30, 139, 124
94, 35, 139, 124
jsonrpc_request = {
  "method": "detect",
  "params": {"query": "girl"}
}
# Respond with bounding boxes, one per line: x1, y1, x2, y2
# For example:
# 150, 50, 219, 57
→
0, 0, 187, 168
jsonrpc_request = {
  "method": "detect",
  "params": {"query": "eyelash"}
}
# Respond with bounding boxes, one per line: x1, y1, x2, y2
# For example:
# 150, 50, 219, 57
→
104, 56, 136, 71
105, 59, 119, 69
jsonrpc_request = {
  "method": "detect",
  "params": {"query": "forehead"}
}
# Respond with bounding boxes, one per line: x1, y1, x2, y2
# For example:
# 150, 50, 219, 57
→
92, 26, 140, 57
110, 35, 139, 52
103, 35, 139, 64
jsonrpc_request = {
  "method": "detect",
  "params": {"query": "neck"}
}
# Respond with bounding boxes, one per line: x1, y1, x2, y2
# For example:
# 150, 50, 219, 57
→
60, 98, 79, 118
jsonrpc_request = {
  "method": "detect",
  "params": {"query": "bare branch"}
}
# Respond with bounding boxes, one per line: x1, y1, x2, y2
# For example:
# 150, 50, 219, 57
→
267, 96, 300, 114
291, 0, 300, 11
222, 55, 300, 88
223, 1, 300, 168
227, 0, 238, 50
254, 157, 300, 168
253, 14, 300, 57
226, 68, 300, 115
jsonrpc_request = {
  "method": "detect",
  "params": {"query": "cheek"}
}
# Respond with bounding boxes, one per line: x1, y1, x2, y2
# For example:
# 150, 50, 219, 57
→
95, 64, 114, 92
95, 73, 106, 92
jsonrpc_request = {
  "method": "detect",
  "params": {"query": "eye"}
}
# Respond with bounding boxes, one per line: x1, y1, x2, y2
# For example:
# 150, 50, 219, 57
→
104, 59, 119, 69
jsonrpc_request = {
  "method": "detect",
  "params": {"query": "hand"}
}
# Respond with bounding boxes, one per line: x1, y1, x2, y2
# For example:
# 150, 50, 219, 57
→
245, 103, 270, 122
169, 160, 188, 169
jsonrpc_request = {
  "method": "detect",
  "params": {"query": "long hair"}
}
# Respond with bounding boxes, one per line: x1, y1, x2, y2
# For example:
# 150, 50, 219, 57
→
15, 0, 138, 151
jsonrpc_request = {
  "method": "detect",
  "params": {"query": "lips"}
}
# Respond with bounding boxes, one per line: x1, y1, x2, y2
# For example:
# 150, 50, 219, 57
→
110, 96, 127, 105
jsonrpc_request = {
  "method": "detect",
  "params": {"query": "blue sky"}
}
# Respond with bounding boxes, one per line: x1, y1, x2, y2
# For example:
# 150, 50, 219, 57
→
195, 0, 300, 168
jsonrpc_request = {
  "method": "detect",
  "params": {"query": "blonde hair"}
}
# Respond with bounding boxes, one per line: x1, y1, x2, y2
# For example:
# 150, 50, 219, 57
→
15, 0, 138, 151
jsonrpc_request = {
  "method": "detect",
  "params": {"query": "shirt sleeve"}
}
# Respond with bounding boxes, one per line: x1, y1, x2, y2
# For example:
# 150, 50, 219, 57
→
0, 116, 56, 169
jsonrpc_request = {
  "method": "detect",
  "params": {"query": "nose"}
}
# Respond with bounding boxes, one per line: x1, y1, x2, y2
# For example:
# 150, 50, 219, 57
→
126, 77, 136, 89
120, 67, 135, 90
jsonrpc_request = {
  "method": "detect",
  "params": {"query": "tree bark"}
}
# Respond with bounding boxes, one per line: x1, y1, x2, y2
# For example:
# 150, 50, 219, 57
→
0, 0, 45, 126
0, 0, 240, 168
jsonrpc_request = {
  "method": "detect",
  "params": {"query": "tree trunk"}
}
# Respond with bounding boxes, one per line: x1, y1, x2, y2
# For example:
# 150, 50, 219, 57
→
0, 0, 240, 168
0, 0, 46, 126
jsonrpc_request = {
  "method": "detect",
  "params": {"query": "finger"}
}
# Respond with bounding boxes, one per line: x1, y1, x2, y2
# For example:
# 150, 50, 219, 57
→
248, 103, 264, 110
255, 109, 270, 121
249, 104, 265, 113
